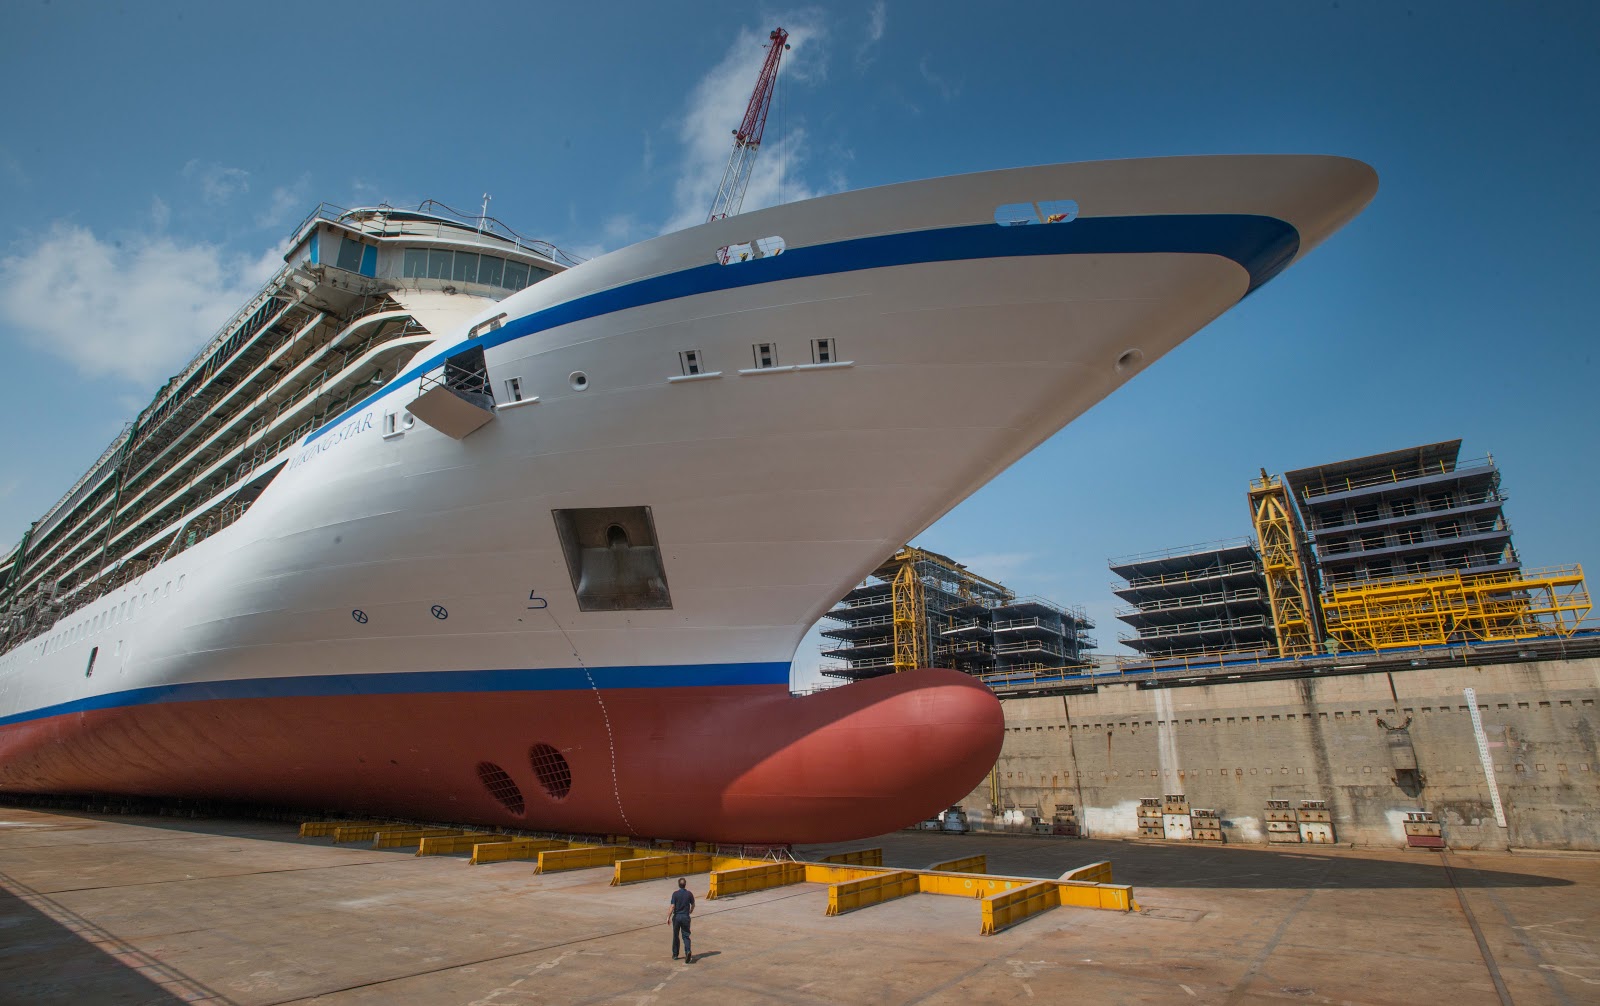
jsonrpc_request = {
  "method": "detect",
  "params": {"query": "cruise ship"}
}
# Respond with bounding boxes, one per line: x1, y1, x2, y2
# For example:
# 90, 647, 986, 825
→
0, 156, 1377, 843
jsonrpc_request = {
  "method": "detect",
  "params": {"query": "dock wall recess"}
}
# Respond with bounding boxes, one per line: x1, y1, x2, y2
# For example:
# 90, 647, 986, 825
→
961, 656, 1600, 851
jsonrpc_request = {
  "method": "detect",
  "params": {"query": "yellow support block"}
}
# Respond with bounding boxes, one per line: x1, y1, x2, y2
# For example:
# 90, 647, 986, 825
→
372, 828, 461, 850
826, 871, 920, 916
710, 855, 769, 871
1060, 861, 1113, 885
802, 863, 889, 884
332, 823, 403, 843
299, 820, 383, 838
415, 832, 506, 856
982, 882, 1060, 935
535, 845, 645, 874
610, 853, 714, 886
706, 861, 806, 899
819, 848, 884, 867
1054, 881, 1134, 912
916, 872, 1031, 899
469, 838, 567, 865
927, 854, 987, 874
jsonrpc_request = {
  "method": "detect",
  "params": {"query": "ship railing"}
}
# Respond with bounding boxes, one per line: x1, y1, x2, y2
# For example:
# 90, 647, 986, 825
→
1119, 613, 1270, 641
1296, 456, 1498, 500
289, 200, 583, 267
1114, 559, 1260, 591
1114, 587, 1264, 617
991, 616, 1058, 632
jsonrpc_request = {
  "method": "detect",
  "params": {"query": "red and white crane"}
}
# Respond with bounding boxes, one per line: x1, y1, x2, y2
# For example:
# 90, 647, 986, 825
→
707, 27, 791, 224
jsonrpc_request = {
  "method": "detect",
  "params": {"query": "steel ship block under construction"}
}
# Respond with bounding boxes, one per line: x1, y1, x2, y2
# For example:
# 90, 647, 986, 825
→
0, 156, 1377, 843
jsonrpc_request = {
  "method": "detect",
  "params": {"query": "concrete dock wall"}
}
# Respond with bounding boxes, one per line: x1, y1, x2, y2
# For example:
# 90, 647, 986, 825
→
961, 656, 1600, 850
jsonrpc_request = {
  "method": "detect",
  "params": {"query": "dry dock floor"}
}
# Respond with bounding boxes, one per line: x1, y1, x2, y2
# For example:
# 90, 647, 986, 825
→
2, 807, 1596, 1005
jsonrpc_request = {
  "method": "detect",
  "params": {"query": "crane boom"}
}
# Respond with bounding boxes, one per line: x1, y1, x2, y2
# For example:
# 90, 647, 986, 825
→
707, 27, 790, 223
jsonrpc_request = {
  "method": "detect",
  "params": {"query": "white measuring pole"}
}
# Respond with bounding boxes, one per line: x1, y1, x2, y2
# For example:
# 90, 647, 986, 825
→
1464, 687, 1508, 828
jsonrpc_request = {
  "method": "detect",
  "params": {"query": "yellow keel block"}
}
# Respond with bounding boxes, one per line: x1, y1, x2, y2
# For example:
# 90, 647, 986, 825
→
826, 870, 920, 916
299, 820, 385, 838
927, 854, 987, 875
818, 848, 884, 867
372, 828, 461, 850
469, 838, 568, 865
534, 845, 643, 874
1059, 861, 1113, 884
707, 861, 806, 899
610, 853, 714, 886
415, 832, 505, 856
982, 882, 1060, 935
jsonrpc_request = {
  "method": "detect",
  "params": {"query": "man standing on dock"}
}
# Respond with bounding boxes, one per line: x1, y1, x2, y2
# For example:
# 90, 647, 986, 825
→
668, 877, 695, 963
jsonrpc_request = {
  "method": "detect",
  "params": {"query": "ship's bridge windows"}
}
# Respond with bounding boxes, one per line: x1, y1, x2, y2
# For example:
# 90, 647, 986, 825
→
401, 247, 542, 291
679, 350, 703, 376
753, 343, 777, 369
812, 338, 834, 364
332, 236, 378, 277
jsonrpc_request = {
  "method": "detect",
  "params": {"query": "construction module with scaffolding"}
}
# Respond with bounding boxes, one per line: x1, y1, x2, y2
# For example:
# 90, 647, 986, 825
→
820, 547, 1095, 682
1112, 440, 1590, 667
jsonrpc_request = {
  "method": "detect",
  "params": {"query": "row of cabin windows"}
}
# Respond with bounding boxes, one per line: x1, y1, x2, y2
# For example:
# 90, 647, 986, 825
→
39, 576, 184, 658
679, 338, 836, 376
401, 248, 542, 291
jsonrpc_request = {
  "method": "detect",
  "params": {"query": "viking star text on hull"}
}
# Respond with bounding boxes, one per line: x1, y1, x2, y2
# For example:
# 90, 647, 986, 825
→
0, 157, 1377, 843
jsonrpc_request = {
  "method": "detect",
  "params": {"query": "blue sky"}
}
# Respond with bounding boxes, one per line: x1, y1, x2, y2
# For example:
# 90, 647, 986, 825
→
1, 2, 1595, 684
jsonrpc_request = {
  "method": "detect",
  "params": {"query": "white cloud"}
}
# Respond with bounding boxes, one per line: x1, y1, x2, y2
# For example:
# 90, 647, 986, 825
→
918, 54, 960, 100
149, 196, 171, 230
0, 147, 27, 189
0, 223, 285, 385
857, 1, 887, 69
259, 172, 312, 229
182, 159, 251, 205
662, 13, 836, 235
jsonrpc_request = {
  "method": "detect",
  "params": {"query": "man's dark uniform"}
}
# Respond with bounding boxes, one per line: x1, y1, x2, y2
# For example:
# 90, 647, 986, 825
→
669, 885, 695, 961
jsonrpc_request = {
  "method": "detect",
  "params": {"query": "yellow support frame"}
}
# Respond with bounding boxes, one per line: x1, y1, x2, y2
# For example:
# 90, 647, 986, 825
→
610, 853, 714, 886
1322, 564, 1591, 651
468, 838, 567, 864
927, 854, 987, 874
1249, 472, 1319, 656
827, 871, 920, 915
535, 845, 649, 874
707, 861, 807, 898
299, 820, 383, 838
1060, 860, 1113, 884
372, 827, 462, 850
819, 848, 883, 867
415, 832, 506, 856
332, 823, 401, 843
982, 882, 1059, 934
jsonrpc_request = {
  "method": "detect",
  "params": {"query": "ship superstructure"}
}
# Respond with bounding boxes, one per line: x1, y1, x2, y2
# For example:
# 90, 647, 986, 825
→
0, 204, 567, 652
0, 156, 1378, 844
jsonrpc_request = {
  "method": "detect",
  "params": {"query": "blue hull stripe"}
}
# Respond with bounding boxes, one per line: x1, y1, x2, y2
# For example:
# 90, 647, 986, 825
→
0, 662, 792, 730
307, 213, 1298, 444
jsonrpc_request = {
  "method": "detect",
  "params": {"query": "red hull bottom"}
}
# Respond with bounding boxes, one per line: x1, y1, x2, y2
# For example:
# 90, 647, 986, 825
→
0, 670, 1003, 844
